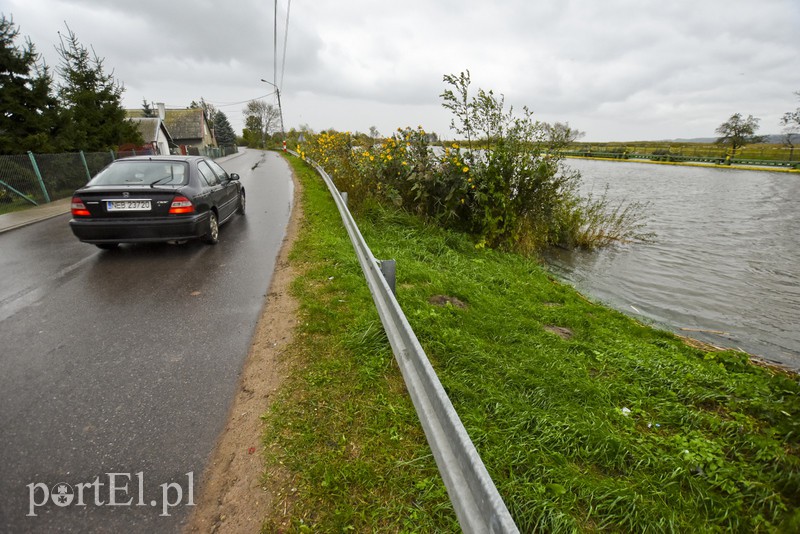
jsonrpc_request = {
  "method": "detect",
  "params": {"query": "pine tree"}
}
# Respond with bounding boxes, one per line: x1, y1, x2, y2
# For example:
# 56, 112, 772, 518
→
55, 23, 141, 151
213, 110, 237, 147
141, 98, 154, 117
0, 15, 62, 154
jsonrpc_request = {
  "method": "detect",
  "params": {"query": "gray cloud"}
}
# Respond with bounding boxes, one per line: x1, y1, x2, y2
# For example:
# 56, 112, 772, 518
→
5, 0, 799, 140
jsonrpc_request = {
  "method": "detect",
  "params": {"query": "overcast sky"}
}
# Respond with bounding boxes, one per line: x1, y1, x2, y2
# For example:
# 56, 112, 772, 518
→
4, 0, 800, 141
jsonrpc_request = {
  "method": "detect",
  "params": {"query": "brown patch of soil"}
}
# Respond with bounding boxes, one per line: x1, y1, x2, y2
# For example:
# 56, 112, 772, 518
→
544, 325, 573, 340
428, 294, 468, 309
183, 169, 303, 534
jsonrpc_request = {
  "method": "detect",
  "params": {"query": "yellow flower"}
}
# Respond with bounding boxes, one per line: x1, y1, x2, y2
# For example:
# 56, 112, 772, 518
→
460, 198, 465, 204
387, 155, 393, 161
462, 166, 469, 173
402, 161, 408, 166
369, 155, 374, 161
452, 143, 459, 149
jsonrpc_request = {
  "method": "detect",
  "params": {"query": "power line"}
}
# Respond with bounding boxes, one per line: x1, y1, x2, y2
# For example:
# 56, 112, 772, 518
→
207, 93, 276, 108
273, 0, 278, 91
280, 0, 292, 91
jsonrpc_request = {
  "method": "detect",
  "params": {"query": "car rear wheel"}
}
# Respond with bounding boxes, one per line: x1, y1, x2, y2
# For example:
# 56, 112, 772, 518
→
202, 211, 219, 244
237, 191, 246, 215
96, 243, 119, 250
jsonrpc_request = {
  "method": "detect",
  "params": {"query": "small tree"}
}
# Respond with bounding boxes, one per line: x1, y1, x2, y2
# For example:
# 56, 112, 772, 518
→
543, 122, 585, 150
780, 91, 800, 161
141, 98, 154, 117
368, 125, 380, 142
437, 71, 647, 250
213, 110, 237, 147
55, 23, 141, 151
0, 15, 62, 154
715, 113, 765, 155
241, 128, 261, 148
242, 99, 279, 147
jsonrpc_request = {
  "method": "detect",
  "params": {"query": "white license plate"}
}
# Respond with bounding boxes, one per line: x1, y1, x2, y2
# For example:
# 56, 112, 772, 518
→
106, 200, 151, 212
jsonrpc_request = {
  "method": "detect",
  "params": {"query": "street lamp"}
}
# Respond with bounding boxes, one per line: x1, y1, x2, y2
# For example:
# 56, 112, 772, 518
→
260, 79, 285, 139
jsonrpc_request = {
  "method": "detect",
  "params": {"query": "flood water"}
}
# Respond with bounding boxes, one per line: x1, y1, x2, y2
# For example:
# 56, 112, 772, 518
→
544, 159, 800, 371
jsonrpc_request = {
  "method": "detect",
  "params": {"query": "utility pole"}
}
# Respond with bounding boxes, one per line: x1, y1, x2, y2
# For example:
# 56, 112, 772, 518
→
260, 79, 285, 140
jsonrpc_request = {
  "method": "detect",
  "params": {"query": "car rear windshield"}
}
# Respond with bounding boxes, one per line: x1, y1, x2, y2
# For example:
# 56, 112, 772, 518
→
88, 161, 189, 186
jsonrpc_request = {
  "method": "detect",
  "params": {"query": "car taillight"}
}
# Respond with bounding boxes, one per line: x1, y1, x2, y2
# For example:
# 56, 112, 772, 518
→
71, 197, 90, 217
169, 195, 194, 214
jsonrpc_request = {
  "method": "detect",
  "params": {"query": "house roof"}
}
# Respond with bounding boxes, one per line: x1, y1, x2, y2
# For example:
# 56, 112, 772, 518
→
129, 117, 167, 144
163, 109, 206, 141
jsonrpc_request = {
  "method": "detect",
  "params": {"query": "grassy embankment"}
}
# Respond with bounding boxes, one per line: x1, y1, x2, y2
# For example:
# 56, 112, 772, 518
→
0, 199, 36, 215
260, 154, 800, 532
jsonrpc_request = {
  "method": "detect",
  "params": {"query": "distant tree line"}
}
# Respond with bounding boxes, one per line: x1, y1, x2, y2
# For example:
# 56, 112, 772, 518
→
0, 15, 142, 155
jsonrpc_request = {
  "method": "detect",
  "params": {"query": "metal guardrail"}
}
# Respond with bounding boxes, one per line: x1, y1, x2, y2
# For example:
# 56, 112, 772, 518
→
291, 151, 519, 534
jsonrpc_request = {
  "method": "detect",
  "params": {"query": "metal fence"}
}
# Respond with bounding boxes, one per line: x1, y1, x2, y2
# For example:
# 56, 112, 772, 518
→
198, 146, 238, 159
293, 150, 519, 534
0, 147, 239, 213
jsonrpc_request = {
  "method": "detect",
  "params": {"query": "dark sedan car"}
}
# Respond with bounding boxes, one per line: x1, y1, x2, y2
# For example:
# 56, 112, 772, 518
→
69, 155, 245, 249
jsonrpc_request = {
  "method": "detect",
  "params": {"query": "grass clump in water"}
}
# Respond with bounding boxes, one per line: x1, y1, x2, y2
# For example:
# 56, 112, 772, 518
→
261, 155, 800, 532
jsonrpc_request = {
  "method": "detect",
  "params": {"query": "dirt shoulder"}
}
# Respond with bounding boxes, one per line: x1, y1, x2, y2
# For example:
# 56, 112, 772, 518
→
184, 165, 302, 533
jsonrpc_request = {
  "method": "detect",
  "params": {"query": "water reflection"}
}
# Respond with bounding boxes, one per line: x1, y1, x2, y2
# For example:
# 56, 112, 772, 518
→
544, 159, 800, 370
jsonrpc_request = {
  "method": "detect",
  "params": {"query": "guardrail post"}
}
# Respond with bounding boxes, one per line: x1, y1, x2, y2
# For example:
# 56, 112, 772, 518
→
79, 151, 92, 182
27, 151, 50, 203
378, 259, 396, 295
110, 150, 116, 161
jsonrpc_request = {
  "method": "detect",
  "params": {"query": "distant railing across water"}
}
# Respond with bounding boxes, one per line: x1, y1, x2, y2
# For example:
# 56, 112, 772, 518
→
560, 143, 799, 169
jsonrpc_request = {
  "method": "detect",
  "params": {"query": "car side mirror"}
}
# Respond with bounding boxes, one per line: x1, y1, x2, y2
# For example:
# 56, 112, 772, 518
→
229, 173, 240, 181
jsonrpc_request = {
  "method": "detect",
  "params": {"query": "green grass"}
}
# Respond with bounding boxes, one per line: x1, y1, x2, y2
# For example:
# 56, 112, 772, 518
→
0, 198, 39, 215
261, 155, 800, 532
261, 156, 457, 532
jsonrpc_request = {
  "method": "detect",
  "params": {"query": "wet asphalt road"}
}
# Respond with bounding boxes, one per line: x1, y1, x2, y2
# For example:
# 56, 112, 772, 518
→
0, 149, 293, 533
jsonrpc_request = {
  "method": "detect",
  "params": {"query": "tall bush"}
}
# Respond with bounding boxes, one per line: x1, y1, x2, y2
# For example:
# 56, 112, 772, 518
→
300, 71, 648, 252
